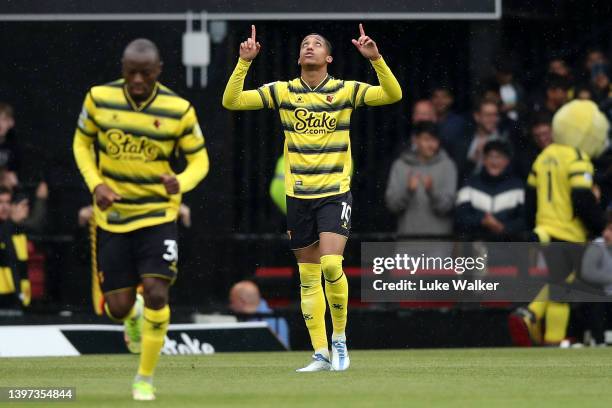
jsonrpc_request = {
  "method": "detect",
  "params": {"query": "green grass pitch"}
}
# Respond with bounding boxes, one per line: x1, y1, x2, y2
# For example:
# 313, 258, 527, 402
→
2, 348, 612, 407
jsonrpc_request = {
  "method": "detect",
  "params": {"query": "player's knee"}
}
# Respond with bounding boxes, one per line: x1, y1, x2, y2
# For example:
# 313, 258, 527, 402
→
142, 285, 169, 309
299, 263, 322, 295
106, 302, 133, 320
321, 254, 343, 282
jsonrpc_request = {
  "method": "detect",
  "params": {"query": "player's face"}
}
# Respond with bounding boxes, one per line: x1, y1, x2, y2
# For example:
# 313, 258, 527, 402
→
414, 132, 440, 160
298, 35, 332, 68
122, 54, 161, 101
0, 193, 11, 221
483, 151, 509, 177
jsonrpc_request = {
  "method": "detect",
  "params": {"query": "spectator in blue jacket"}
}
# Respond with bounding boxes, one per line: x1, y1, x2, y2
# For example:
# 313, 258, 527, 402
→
455, 140, 525, 241
229, 280, 290, 348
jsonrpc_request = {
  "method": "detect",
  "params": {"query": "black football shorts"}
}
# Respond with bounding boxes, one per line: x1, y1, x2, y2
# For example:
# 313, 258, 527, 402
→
286, 191, 353, 250
96, 222, 178, 294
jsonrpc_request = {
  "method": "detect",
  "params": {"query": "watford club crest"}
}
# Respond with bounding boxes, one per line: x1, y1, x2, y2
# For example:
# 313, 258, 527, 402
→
326, 94, 334, 103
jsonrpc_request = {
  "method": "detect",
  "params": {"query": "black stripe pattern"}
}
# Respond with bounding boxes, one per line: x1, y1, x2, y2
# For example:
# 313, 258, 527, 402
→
77, 125, 96, 138
279, 101, 353, 113
115, 196, 170, 205
107, 210, 167, 225
257, 88, 269, 109
101, 169, 161, 185
291, 165, 344, 175
182, 144, 206, 155
287, 144, 348, 154
351, 83, 361, 108
358, 84, 371, 107
293, 184, 341, 195
94, 100, 185, 120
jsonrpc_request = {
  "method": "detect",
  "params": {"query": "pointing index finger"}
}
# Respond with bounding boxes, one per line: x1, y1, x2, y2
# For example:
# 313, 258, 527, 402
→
359, 23, 365, 37
251, 25, 256, 42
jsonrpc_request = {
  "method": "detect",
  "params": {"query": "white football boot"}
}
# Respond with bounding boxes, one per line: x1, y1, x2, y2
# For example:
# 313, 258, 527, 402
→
296, 352, 332, 372
331, 338, 350, 371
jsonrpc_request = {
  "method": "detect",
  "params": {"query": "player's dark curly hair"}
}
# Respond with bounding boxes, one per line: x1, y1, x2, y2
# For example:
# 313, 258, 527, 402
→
302, 33, 332, 55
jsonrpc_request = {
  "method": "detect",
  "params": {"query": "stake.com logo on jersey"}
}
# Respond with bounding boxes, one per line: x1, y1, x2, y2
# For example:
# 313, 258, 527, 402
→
293, 107, 338, 134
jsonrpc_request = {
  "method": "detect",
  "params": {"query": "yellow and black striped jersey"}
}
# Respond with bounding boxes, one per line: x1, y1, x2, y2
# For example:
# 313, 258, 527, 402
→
73, 79, 209, 233
528, 143, 593, 242
223, 57, 402, 199
258, 77, 370, 198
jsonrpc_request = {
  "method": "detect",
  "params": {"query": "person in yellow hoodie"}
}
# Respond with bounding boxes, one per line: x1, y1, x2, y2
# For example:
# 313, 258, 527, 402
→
224, 24, 401, 371
0, 187, 30, 309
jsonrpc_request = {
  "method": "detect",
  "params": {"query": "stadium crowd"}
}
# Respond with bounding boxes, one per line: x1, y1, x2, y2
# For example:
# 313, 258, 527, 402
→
385, 48, 612, 242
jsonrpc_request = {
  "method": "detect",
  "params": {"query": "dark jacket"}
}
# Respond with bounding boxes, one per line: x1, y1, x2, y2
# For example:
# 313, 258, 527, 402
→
455, 167, 526, 240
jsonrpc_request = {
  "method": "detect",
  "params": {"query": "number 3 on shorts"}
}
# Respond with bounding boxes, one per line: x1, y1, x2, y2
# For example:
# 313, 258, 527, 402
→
163, 239, 178, 262
340, 202, 352, 224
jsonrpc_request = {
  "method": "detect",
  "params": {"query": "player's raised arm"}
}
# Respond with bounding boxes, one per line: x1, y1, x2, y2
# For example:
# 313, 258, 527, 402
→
222, 25, 267, 111
351, 23, 402, 107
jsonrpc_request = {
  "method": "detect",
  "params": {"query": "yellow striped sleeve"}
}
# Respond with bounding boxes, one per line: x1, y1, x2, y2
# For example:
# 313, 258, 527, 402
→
350, 81, 369, 108
76, 92, 99, 138
73, 93, 104, 193
362, 57, 403, 107
176, 106, 209, 193
222, 58, 266, 110
568, 159, 594, 189
257, 84, 277, 110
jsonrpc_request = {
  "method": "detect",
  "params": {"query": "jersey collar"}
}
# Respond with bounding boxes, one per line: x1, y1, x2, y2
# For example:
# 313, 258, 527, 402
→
123, 82, 160, 112
299, 74, 330, 92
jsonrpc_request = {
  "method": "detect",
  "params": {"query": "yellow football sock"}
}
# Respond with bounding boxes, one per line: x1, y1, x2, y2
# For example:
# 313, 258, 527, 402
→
138, 305, 170, 377
104, 300, 138, 323
321, 254, 348, 338
298, 263, 328, 352
544, 302, 570, 344
528, 285, 549, 320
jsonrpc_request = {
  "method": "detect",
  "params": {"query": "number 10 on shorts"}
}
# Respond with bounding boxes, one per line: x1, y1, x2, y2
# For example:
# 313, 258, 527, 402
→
341, 202, 352, 223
